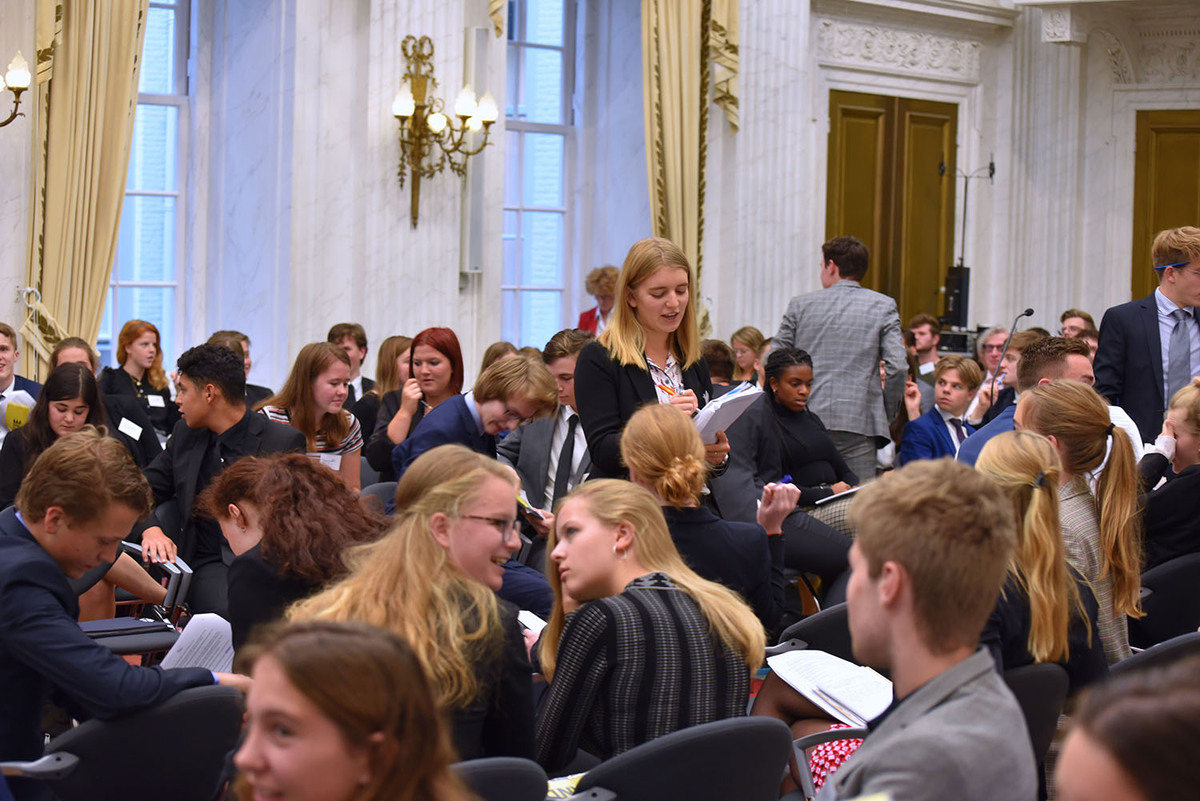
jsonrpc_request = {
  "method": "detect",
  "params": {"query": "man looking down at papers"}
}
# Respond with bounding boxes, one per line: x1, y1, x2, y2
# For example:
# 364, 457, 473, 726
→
752, 458, 1036, 801
0, 428, 248, 801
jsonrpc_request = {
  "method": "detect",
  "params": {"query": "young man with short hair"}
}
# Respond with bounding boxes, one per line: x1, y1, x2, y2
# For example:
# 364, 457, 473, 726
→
392, 353, 558, 480
898, 354, 981, 464
1059, 308, 1095, 339
907, 313, 941, 382
327, 322, 372, 404
0, 322, 43, 447
700, 338, 736, 390
0, 429, 245, 801
137, 344, 305, 615
207, 329, 274, 407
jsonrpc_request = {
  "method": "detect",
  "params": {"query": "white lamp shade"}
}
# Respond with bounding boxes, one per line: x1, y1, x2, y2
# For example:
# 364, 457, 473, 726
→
392, 84, 415, 117
5, 51, 31, 91
427, 112, 448, 133
453, 85, 477, 118
476, 91, 498, 123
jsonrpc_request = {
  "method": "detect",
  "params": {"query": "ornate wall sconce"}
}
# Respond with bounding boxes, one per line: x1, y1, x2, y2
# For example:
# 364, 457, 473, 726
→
392, 35, 497, 228
0, 52, 31, 129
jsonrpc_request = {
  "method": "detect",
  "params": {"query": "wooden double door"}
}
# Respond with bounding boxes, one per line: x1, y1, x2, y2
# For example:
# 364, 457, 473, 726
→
826, 91, 958, 324
1133, 110, 1200, 300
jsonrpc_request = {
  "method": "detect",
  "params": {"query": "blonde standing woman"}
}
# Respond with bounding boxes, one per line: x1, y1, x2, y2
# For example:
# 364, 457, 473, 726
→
1014, 380, 1143, 664
730, 325, 766, 385
535, 479, 765, 772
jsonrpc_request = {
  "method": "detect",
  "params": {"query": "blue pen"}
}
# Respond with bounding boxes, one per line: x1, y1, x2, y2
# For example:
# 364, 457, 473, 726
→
781, 475, 792, 484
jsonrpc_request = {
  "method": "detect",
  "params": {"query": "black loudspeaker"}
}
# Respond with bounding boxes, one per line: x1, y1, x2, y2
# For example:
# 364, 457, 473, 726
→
941, 265, 970, 329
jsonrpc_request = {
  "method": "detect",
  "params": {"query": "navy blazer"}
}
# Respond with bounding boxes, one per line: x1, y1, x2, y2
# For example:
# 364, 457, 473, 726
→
11, 374, 42, 400
1094, 293, 1164, 443
137, 411, 306, 561
0, 508, 212, 798
899, 405, 973, 465
573, 341, 713, 479
392, 394, 495, 479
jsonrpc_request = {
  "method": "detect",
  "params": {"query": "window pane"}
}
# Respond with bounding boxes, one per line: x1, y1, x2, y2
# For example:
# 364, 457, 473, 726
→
97, 287, 115, 367
522, 133, 563, 207
520, 291, 561, 349
522, 47, 563, 124
525, 0, 563, 46
139, 7, 176, 94
504, 129, 521, 207
503, 210, 520, 285
502, 290, 519, 344
522, 212, 562, 286
127, 105, 178, 192
505, 44, 520, 118
116, 196, 177, 282
115, 286, 176, 368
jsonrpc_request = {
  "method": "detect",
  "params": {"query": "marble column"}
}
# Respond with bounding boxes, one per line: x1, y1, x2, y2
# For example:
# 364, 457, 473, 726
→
0, 0, 36, 332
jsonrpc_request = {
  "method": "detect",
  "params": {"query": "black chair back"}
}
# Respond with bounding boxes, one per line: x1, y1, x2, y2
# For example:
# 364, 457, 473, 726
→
573, 717, 792, 801
1113, 631, 1200, 675
45, 685, 244, 801
776, 603, 855, 663
452, 757, 548, 801
361, 481, 399, 511
1129, 553, 1200, 648
1002, 663, 1069, 763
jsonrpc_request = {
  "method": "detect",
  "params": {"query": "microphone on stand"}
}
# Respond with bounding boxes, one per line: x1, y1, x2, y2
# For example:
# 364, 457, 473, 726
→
991, 308, 1034, 397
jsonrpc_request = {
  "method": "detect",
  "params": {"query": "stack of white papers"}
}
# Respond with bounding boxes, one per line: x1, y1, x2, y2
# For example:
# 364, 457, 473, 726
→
766, 650, 893, 727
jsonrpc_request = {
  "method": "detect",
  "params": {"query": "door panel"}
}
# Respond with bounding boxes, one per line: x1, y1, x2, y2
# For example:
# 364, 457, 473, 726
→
1132, 111, 1200, 299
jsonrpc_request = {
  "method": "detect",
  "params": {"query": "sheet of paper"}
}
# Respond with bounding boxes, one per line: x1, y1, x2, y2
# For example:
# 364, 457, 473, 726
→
117, 416, 144, 440
160, 613, 234, 673
517, 490, 546, 519
146, 394, 166, 408
693, 384, 763, 443
319, 453, 342, 470
815, 485, 863, 506
767, 649, 893, 727
518, 610, 547, 634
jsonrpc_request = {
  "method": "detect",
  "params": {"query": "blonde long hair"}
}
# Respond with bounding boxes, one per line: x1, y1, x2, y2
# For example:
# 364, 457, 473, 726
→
619, 403, 709, 508
1020, 380, 1144, 619
599, 238, 701, 369
539, 480, 764, 681
288, 445, 517, 708
976, 431, 1091, 663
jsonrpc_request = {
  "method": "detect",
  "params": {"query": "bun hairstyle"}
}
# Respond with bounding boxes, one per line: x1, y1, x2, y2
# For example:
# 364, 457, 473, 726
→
619, 403, 709, 508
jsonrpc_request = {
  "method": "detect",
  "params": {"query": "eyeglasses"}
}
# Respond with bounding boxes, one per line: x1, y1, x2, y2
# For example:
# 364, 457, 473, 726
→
461, 515, 521, 537
502, 406, 536, 426
1158, 261, 1200, 277
982, 343, 1005, 352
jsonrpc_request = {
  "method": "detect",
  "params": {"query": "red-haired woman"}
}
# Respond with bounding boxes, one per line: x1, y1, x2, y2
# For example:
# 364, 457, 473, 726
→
259, 343, 364, 491
98, 320, 179, 442
364, 327, 464, 482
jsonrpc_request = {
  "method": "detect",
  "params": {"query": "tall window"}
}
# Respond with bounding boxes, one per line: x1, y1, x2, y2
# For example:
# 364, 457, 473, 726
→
98, 1, 188, 368
502, 0, 573, 348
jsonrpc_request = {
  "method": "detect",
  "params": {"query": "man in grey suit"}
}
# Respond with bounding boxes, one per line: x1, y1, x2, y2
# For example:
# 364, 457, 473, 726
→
774, 236, 907, 481
498, 328, 594, 570
817, 458, 1036, 800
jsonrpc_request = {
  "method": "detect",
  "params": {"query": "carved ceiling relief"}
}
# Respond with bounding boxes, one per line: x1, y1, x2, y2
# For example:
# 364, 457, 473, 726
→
815, 18, 981, 83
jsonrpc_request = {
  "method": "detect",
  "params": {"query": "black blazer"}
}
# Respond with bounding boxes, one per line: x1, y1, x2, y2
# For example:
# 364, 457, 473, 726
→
0, 507, 212, 795
707, 393, 780, 524
1139, 452, 1200, 569
137, 412, 306, 561
573, 341, 713, 479
104, 394, 163, 467
453, 603, 536, 760
1094, 293, 1163, 443
363, 389, 428, 481
227, 543, 320, 650
245, 383, 274, 410
98, 366, 182, 436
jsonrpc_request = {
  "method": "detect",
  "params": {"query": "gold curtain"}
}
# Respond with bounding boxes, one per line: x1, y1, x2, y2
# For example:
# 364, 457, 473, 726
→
709, 0, 738, 129
22, 0, 148, 378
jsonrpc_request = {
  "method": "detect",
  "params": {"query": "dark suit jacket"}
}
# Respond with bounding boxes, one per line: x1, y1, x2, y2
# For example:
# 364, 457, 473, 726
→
497, 409, 592, 510
708, 393, 780, 524
0, 507, 212, 798
1094, 293, 1165, 442
137, 411, 306, 561
391, 394, 495, 479
899, 406, 973, 465
1139, 453, 1200, 569
363, 389, 428, 481
97, 366, 181, 435
104, 394, 163, 467
12, 374, 42, 400
573, 341, 713, 479
227, 543, 319, 650
245, 383, 274, 410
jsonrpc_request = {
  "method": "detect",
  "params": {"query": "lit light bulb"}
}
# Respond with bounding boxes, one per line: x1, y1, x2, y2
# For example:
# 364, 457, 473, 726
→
392, 83, 415, 117
466, 115, 482, 132
476, 91, 498, 123
454, 85, 477, 118
5, 51, 31, 91
427, 112, 448, 133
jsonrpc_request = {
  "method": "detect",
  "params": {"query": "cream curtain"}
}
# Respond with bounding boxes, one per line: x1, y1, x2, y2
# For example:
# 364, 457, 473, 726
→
709, 0, 739, 129
644, 0, 737, 334
489, 0, 505, 37
23, 0, 148, 378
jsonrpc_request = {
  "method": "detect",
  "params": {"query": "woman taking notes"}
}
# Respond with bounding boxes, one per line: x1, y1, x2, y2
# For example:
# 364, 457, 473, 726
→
574, 237, 728, 479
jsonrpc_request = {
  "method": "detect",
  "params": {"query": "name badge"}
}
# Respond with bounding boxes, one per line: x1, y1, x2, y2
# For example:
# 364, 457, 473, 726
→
117, 417, 144, 440
319, 453, 342, 470
146, 394, 166, 408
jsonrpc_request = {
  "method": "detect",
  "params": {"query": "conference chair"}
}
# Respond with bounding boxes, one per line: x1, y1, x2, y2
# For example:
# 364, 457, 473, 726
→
361, 481, 399, 511
42, 685, 244, 801
568, 717, 793, 801
1128, 552, 1200, 649
1113, 631, 1200, 675
1002, 663, 1069, 764
767, 603, 854, 663
788, 726, 869, 801
452, 757, 548, 801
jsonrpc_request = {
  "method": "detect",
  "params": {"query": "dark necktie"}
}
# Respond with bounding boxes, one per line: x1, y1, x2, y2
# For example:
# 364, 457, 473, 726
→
949, 418, 967, 445
1168, 308, 1192, 399
553, 414, 579, 502
346, 383, 357, 405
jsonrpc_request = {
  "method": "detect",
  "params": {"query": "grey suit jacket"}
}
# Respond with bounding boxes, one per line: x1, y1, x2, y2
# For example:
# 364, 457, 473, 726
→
497, 409, 592, 509
818, 649, 1037, 801
775, 281, 907, 440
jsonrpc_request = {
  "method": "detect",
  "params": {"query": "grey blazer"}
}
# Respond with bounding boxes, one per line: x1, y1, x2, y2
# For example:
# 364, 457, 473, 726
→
775, 281, 907, 440
818, 649, 1037, 801
497, 410, 592, 510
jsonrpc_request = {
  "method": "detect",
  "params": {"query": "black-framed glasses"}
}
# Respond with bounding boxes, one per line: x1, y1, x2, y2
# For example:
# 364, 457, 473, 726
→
462, 514, 521, 537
